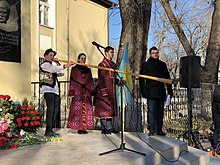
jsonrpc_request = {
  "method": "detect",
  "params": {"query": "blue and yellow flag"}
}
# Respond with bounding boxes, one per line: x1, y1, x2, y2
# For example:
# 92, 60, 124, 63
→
116, 43, 133, 107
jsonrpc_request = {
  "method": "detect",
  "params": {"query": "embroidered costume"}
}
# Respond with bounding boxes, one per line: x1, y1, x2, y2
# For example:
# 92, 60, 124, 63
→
94, 58, 117, 118
67, 65, 95, 130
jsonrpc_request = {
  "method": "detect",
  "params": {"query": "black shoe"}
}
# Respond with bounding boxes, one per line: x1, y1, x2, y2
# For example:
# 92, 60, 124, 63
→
148, 132, 154, 136
157, 132, 166, 136
82, 130, 88, 134
101, 130, 106, 134
52, 131, 60, 136
78, 130, 84, 134
101, 129, 111, 134
45, 131, 55, 137
107, 129, 112, 134
112, 130, 119, 133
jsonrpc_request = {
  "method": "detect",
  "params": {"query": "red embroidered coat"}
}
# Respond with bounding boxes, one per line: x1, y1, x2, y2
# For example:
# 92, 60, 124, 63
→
94, 58, 117, 118
67, 65, 95, 130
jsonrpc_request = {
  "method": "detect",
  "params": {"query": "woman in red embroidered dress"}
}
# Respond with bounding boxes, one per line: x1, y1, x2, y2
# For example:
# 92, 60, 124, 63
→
67, 53, 95, 134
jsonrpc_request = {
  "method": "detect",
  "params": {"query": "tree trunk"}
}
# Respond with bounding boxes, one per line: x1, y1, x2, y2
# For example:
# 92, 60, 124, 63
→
201, 0, 220, 84
117, 0, 152, 71
113, 0, 152, 132
160, 0, 195, 56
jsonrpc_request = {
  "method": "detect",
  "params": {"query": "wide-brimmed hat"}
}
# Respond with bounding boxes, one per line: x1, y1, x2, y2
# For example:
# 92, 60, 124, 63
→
43, 48, 57, 57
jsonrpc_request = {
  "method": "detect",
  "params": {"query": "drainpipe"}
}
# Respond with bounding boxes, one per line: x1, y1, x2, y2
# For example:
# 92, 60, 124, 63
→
67, 0, 70, 80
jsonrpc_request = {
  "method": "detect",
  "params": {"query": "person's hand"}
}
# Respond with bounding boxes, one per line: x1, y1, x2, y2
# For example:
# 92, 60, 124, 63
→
169, 93, 173, 100
64, 63, 72, 69
118, 79, 123, 85
118, 79, 126, 86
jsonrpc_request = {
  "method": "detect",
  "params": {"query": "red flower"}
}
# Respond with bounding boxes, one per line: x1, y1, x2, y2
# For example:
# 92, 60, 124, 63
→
21, 107, 26, 111
30, 111, 35, 115
17, 118, 22, 123
36, 116, 40, 120
5, 95, 11, 100
18, 123, 22, 127
11, 144, 18, 148
0, 95, 11, 100
21, 111, 25, 115
5, 132, 12, 138
24, 123, 28, 127
26, 116, 30, 121
30, 122, 35, 126
21, 117, 26, 121
34, 121, 41, 126
7, 144, 19, 149
27, 106, 33, 110
0, 137, 7, 146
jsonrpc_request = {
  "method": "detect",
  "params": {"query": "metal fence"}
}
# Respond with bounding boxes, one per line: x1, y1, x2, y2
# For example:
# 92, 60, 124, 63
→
31, 81, 71, 128
163, 84, 215, 139
31, 81, 216, 140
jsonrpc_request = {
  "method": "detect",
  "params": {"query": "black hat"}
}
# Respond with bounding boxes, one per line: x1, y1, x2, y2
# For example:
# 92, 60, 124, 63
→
43, 48, 57, 57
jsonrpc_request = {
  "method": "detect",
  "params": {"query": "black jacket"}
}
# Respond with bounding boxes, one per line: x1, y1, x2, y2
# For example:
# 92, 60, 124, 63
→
139, 57, 173, 99
212, 85, 220, 115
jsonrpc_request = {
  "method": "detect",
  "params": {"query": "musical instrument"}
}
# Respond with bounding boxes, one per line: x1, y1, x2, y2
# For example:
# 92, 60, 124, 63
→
57, 59, 172, 84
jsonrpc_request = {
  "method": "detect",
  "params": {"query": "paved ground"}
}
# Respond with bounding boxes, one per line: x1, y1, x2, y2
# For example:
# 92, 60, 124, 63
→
0, 129, 150, 165
0, 129, 219, 165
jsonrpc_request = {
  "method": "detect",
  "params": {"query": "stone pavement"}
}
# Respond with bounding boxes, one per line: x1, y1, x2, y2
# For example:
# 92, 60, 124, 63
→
0, 129, 219, 165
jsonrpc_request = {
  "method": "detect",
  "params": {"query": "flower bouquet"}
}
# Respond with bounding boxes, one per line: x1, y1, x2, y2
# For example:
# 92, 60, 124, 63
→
0, 95, 46, 149
0, 95, 19, 149
15, 98, 41, 132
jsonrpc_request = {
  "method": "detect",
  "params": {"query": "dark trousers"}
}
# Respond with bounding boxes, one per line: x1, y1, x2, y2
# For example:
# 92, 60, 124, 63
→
147, 99, 164, 133
213, 113, 220, 148
100, 118, 113, 131
44, 93, 60, 133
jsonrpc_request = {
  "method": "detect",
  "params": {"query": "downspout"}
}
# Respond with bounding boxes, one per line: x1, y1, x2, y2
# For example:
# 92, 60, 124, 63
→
67, 0, 70, 79
107, 7, 110, 46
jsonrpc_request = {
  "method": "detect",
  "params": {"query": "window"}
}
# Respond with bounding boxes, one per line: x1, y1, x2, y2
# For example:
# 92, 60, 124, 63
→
39, 0, 49, 26
39, 57, 45, 65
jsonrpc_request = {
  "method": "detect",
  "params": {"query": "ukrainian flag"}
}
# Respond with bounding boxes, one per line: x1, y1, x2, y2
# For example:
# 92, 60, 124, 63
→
116, 42, 133, 106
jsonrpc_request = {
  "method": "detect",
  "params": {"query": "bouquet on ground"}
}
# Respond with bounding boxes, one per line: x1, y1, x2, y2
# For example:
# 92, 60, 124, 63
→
0, 95, 19, 149
15, 98, 41, 132
0, 95, 47, 149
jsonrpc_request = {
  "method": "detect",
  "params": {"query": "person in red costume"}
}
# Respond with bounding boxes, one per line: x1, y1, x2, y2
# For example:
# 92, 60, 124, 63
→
94, 46, 118, 134
67, 53, 95, 134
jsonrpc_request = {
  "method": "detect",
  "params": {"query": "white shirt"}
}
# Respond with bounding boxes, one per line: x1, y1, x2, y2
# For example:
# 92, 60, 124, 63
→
41, 61, 64, 95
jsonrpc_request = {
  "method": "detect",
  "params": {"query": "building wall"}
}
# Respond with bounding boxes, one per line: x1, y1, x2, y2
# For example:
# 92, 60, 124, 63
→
56, 0, 109, 79
0, 0, 32, 99
31, 0, 40, 83
0, 0, 110, 99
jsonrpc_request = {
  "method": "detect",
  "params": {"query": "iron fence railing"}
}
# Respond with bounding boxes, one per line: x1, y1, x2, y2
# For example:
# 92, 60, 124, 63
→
31, 81, 70, 128
31, 81, 215, 140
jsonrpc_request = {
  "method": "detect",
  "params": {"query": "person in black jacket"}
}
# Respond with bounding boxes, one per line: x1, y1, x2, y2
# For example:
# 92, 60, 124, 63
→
211, 85, 220, 150
139, 46, 173, 136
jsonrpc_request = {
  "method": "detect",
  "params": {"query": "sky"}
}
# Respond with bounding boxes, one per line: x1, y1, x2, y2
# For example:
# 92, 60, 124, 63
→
108, 0, 154, 48
107, 0, 212, 57
108, 0, 121, 47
